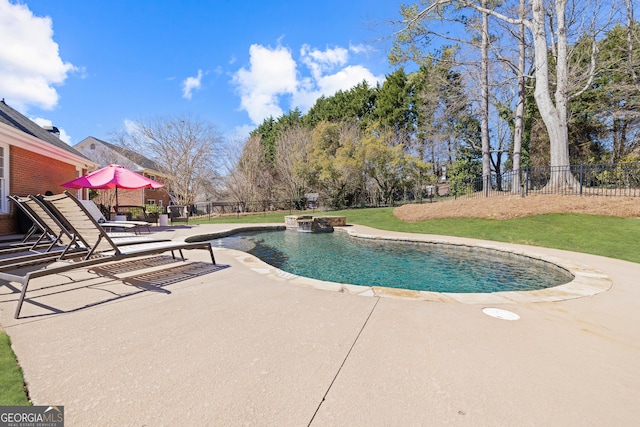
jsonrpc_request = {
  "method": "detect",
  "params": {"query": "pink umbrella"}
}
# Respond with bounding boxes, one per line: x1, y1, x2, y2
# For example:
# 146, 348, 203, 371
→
61, 164, 164, 212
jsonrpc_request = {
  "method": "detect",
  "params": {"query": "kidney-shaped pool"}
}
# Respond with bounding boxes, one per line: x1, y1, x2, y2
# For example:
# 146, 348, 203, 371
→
211, 229, 574, 293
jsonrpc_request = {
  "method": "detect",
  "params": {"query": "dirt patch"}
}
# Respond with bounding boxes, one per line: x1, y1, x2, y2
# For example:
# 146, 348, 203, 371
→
394, 194, 640, 221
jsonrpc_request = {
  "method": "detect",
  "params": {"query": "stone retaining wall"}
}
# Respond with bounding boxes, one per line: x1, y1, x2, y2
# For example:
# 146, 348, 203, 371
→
285, 215, 346, 228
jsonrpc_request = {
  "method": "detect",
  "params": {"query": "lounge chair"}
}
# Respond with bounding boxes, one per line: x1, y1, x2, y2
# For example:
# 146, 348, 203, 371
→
3, 195, 86, 260
12, 195, 159, 250
4, 195, 63, 254
2, 191, 215, 318
79, 199, 151, 234
0, 195, 165, 272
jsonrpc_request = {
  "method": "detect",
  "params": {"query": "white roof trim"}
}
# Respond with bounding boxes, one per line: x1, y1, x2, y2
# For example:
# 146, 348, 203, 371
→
0, 122, 97, 169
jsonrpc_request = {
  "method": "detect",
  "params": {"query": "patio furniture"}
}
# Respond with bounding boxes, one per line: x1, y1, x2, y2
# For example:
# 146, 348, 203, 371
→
116, 205, 159, 225
168, 205, 189, 224
2, 193, 167, 281
31, 196, 167, 246
0, 192, 159, 278
3, 195, 166, 267
2, 191, 215, 319
2, 195, 85, 261
79, 199, 152, 234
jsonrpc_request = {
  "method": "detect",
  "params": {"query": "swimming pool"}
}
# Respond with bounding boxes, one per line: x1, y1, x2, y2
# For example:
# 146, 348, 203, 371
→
211, 229, 574, 293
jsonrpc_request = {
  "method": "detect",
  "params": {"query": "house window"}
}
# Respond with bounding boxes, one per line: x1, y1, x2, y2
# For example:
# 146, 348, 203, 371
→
147, 200, 156, 205
90, 143, 96, 150
0, 144, 8, 213
149, 175, 155, 191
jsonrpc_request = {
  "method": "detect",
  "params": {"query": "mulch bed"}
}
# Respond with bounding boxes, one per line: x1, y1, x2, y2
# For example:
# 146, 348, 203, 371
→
394, 194, 640, 221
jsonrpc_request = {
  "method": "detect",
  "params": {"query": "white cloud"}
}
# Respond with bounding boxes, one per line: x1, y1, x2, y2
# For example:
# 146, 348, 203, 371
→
182, 69, 203, 100
123, 118, 141, 136
31, 117, 71, 144
232, 44, 298, 124
300, 45, 348, 80
0, 0, 76, 111
232, 42, 384, 125
349, 42, 374, 55
232, 124, 255, 140
318, 65, 380, 94
75, 65, 88, 79
293, 65, 382, 112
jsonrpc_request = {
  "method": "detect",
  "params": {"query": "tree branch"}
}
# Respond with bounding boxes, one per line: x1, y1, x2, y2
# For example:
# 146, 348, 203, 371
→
569, 37, 598, 100
459, 1, 533, 31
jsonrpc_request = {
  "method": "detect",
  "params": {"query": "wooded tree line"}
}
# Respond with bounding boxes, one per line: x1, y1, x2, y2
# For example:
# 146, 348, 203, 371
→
225, 0, 640, 208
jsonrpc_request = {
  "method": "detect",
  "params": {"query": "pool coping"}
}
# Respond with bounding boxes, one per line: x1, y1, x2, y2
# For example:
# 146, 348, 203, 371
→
189, 225, 612, 304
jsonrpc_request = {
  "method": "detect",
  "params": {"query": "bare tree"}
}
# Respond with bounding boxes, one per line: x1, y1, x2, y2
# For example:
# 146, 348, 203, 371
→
391, 2, 493, 193
394, 0, 617, 188
274, 126, 312, 201
224, 134, 275, 208
472, 0, 615, 187
128, 114, 223, 206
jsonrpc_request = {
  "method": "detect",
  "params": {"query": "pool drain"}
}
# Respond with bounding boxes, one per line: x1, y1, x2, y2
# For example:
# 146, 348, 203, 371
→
482, 307, 520, 320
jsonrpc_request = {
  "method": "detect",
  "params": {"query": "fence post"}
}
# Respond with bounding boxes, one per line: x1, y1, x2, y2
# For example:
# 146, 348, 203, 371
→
519, 169, 524, 197
579, 164, 583, 195
484, 175, 490, 197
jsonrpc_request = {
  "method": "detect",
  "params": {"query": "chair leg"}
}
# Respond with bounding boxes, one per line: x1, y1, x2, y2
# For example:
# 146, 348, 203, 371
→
14, 277, 30, 319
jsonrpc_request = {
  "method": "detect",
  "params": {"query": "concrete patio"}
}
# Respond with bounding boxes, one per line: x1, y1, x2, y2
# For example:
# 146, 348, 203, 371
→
0, 223, 638, 426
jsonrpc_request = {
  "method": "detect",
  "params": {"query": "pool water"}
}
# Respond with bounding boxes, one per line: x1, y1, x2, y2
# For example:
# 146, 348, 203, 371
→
212, 230, 573, 293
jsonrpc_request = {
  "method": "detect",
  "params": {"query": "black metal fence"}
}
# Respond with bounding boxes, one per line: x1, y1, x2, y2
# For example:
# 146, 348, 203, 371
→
189, 193, 445, 218
452, 162, 640, 199
187, 199, 311, 219
181, 162, 640, 219
189, 196, 402, 218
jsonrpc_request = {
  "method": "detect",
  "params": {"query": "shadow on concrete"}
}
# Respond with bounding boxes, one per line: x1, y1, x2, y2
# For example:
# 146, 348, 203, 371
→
0, 256, 230, 319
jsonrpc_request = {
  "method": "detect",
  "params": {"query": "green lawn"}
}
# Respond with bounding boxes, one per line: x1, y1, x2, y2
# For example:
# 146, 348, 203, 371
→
3, 207, 639, 405
0, 333, 30, 405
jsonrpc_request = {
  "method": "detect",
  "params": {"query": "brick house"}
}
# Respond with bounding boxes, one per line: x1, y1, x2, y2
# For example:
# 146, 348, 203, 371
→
0, 99, 97, 234
74, 136, 171, 210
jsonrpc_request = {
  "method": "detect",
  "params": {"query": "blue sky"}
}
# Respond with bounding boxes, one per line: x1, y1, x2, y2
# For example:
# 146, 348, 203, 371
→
0, 0, 406, 146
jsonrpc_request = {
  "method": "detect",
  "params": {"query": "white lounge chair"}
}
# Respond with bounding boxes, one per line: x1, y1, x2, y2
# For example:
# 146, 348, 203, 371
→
79, 199, 151, 233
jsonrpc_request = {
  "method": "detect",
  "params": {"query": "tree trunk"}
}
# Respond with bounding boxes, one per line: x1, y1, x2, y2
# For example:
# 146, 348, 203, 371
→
531, 0, 576, 189
628, 0, 639, 88
481, 2, 491, 196
511, 0, 526, 194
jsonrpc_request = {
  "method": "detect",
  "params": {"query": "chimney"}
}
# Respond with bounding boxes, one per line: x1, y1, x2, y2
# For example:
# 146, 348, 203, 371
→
42, 125, 61, 138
